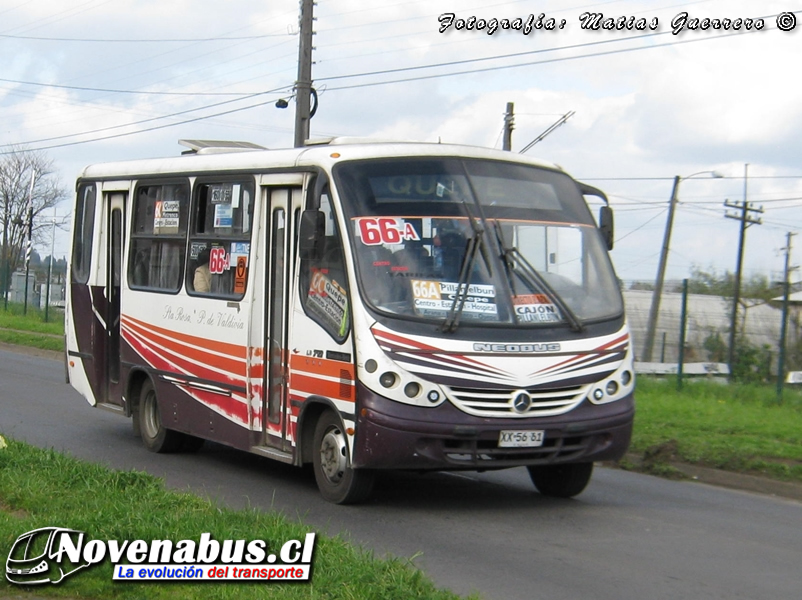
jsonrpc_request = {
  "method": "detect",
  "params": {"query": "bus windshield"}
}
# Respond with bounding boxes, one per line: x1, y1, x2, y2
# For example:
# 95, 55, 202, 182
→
333, 157, 623, 328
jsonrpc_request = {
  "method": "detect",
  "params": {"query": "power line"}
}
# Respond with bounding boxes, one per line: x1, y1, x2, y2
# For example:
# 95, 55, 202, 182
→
317, 29, 668, 82
0, 32, 293, 42
0, 89, 291, 154
0, 77, 259, 97
318, 10, 796, 90
321, 27, 761, 92
1, 87, 291, 148
3, 9, 796, 153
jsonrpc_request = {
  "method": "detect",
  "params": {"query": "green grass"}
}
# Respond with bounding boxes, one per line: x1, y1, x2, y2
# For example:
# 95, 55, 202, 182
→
0, 302, 64, 352
0, 302, 65, 334
630, 377, 802, 481
0, 436, 470, 600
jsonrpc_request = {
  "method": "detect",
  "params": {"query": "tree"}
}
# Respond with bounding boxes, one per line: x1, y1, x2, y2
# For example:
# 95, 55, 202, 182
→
687, 265, 777, 301
0, 146, 69, 295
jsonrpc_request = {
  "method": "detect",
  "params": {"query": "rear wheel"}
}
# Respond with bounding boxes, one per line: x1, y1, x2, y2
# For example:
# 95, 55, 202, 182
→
138, 379, 184, 453
527, 462, 594, 498
312, 410, 374, 504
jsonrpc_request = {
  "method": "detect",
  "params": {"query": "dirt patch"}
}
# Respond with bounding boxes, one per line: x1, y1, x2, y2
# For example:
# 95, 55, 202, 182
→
0, 500, 28, 520
617, 445, 802, 503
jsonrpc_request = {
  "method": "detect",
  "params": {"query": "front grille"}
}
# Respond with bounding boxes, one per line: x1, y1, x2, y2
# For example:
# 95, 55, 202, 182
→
447, 384, 588, 417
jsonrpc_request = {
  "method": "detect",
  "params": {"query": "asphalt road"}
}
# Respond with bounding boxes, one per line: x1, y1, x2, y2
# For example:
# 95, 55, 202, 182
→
2, 347, 801, 599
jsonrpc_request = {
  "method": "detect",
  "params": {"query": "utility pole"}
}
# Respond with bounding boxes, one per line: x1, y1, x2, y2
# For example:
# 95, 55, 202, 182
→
294, 0, 315, 148
22, 169, 35, 315
724, 164, 763, 378
777, 231, 797, 400
502, 102, 514, 151
45, 211, 57, 322
2, 195, 8, 310
641, 175, 681, 362
642, 170, 722, 362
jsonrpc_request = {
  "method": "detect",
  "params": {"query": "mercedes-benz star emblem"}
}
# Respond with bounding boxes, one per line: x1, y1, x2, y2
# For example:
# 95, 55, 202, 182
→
513, 392, 531, 414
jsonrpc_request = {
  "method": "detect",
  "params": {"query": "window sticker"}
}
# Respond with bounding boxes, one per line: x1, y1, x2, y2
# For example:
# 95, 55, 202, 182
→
234, 256, 248, 295
512, 294, 562, 323
307, 268, 349, 337
229, 242, 250, 268
154, 200, 180, 234
190, 242, 206, 260
356, 217, 420, 246
411, 279, 497, 318
209, 246, 229, 275
210, 184, 233, 204
214, 203, 234, 228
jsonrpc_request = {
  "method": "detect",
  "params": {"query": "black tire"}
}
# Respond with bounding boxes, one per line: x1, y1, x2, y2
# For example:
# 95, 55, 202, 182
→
138, 379, 184, 453
527, 462, 594, 498
312, 410, 374, 504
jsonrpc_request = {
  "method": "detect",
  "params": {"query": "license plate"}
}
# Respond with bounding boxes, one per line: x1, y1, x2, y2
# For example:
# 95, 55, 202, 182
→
498, 430, 545, 448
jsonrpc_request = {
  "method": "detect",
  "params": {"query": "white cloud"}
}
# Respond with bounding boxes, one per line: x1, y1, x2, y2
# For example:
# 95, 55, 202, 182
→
0, 0, 800, 275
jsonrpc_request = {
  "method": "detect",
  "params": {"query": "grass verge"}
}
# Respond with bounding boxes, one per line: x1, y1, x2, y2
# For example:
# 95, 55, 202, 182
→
0, 303, 64, 335
0, 436, 469, 600
0, 303, 64, 353
629, 377, 802, 482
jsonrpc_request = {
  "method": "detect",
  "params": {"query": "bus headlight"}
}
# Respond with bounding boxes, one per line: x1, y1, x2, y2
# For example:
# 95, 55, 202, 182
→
404, 382, 421, 398
379, 372, 398, 388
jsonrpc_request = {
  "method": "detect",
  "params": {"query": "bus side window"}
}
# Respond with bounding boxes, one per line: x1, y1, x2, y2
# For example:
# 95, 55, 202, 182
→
128, 182, 189, 293
300, 190, 351, 341
71, 184, 96, 284
187, 180, 255, 299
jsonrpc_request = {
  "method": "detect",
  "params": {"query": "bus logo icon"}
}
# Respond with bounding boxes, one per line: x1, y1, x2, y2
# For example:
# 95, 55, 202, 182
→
5, 527, 88, 585
513, 392, 532, 414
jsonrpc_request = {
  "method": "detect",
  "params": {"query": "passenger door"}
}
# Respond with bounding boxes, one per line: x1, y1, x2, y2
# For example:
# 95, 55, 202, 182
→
105, 192, 126, 405
260, 187, 299, 451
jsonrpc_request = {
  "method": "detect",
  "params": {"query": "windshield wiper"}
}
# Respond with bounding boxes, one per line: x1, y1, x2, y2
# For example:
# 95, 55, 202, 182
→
441, 203, 491, 333
493, 221, 585, 332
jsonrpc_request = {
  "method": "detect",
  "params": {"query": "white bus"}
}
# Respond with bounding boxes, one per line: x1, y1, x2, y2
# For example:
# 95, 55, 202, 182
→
65, 138, 634, 503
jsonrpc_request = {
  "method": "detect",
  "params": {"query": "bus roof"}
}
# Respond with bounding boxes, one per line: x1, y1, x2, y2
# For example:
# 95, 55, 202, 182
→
76, 138, 564, 182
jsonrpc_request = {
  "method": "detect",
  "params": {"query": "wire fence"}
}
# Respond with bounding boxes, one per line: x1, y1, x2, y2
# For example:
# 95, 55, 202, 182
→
624, 288, 801, 376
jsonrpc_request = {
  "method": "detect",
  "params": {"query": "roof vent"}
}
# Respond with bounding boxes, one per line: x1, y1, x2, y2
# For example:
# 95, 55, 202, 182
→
178, 140, 267, 155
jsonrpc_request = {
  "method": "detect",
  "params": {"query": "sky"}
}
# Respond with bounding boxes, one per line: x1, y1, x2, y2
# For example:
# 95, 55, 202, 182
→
1, 0, 801, 286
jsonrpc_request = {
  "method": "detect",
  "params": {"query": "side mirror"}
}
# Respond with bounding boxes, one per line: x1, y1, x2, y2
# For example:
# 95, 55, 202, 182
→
577, 181, 614, 251
599, 205, 614, 251
299, 209, 325, 259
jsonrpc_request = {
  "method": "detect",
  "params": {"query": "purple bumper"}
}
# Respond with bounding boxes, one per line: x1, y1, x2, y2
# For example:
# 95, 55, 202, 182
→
352, 383, 634, 470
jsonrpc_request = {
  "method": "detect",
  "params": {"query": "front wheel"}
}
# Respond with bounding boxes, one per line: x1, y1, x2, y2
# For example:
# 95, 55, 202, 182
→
527, 462, 594, 498
312, 411, 374, 504
138, 379, 184, 453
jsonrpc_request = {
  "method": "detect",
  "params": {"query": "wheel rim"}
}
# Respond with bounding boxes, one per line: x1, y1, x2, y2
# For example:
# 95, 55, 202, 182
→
318, 426, 347, 484
141, 389, 161, 440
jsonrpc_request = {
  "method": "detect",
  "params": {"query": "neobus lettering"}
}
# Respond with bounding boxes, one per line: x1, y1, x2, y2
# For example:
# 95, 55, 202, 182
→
473, 343, 561, 352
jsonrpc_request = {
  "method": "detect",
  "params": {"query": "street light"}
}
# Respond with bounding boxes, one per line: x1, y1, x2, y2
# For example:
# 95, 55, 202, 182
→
641, 170, 724, 363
